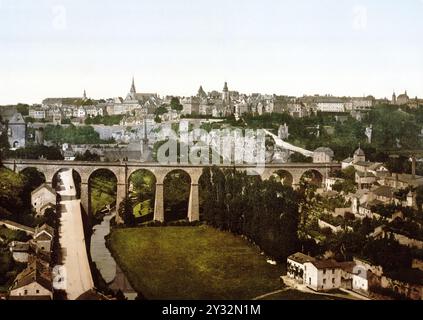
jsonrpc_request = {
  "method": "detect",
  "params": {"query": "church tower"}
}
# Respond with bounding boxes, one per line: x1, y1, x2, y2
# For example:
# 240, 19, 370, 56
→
392, 91, 397, 105
83, 89, 87, 100
222, 82, 230, 103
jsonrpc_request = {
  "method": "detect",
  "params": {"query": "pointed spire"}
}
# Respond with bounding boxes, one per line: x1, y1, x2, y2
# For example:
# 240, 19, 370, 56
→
198, 85, 206, 98
130, 76, 136, 94
83, 89, 87, 100
223, 81, 228, 92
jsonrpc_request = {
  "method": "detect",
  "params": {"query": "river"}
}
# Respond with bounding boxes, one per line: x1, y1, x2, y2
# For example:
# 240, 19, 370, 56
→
90, 211, 137, 300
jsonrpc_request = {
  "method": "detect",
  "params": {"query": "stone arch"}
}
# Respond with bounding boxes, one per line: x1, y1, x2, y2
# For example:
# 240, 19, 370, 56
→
88, 169, 118, 217
300, 169, 324, 188
128, 169, 157, 222
163, 169, 192, 222
19, 167, 47, 185
271, 170, 294, 186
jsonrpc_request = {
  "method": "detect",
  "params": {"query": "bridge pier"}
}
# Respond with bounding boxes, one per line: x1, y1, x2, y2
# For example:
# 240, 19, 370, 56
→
188, 182, 200, 222
115, 183, 126, 224
80, 182, 90, 215
154, 183, 165, 222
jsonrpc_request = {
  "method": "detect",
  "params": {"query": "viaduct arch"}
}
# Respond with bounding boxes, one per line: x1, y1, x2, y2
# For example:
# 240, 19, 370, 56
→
4, 159, 341, 224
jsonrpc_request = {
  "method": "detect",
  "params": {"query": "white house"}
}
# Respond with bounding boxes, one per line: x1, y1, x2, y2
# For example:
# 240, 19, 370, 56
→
77, 106, 86, 118
287, 252, 316, 284
304, 260, 344, 291
31, 184, 56, 217
28, 107, 46, 120
352, 269, 370, 295
316, 102, 346, 113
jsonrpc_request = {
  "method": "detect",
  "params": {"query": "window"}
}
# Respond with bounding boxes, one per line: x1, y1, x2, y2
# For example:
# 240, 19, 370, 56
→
323, 269, 326, 275
24, 290, 28, 295
332, 269, 335, 274
323, 279, 326, 285
36, 290, 40, 294
332, 278, 335, 284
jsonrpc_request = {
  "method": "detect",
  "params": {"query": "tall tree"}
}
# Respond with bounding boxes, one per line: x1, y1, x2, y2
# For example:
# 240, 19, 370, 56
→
118, 197, 135, 227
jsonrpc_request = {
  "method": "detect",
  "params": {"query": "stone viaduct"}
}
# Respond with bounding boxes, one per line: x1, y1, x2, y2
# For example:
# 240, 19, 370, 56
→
2, 159, 341, 224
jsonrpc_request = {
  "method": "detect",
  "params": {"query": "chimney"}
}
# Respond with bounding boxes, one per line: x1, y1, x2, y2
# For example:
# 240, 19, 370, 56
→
412, 156, 416, 179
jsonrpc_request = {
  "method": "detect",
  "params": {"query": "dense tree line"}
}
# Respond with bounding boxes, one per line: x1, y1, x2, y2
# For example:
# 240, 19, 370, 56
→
44, 124, 114, 145
200, 167, 300, 260
0, 167, 47, 226
75, 150, 101, 161
4, 145, 64, 160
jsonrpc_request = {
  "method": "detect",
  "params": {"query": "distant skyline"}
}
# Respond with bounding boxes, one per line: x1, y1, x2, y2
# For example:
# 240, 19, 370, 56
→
0, 0, 423, 104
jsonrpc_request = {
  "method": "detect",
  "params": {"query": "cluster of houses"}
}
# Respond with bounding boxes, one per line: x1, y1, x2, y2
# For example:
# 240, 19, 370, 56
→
286, 252, 423, 300
0, 184, 58, 300
1, 220, 56, 300
325, 147, 423, 224
326, 150, 423, 247
298, 146, 423, 300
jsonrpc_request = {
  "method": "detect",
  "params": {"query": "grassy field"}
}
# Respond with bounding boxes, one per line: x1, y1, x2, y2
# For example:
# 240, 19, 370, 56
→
133, 200, 152, 218
108, 226, 287, 300
90, 176, 116, 215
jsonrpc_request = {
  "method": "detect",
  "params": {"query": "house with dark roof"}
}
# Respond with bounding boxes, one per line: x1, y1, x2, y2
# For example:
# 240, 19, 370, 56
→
383, 173, 423, 189
8, 241, 30, 263
9, 257, 53, 300
0, 220, 35, 235
32, 224, 55, 254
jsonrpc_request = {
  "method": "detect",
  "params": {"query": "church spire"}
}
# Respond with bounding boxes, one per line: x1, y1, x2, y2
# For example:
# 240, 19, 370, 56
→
223, 81, 228, 92
130, 77, 136, 94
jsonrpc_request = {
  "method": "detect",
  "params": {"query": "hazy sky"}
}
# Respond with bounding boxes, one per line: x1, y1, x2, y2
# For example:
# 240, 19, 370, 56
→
0, 0, 422, 104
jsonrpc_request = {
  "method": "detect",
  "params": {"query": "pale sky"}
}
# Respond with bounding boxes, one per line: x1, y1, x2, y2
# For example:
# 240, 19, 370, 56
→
0, 0, 422, 104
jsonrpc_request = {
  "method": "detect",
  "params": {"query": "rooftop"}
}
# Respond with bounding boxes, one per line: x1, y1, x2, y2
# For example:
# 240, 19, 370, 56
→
354, 148, 365, 157
288, 252, 316, 264
373, 186, 394, 198
308, 259, 341, 270
31, 183, 56, 197
10, 258, 52, 292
